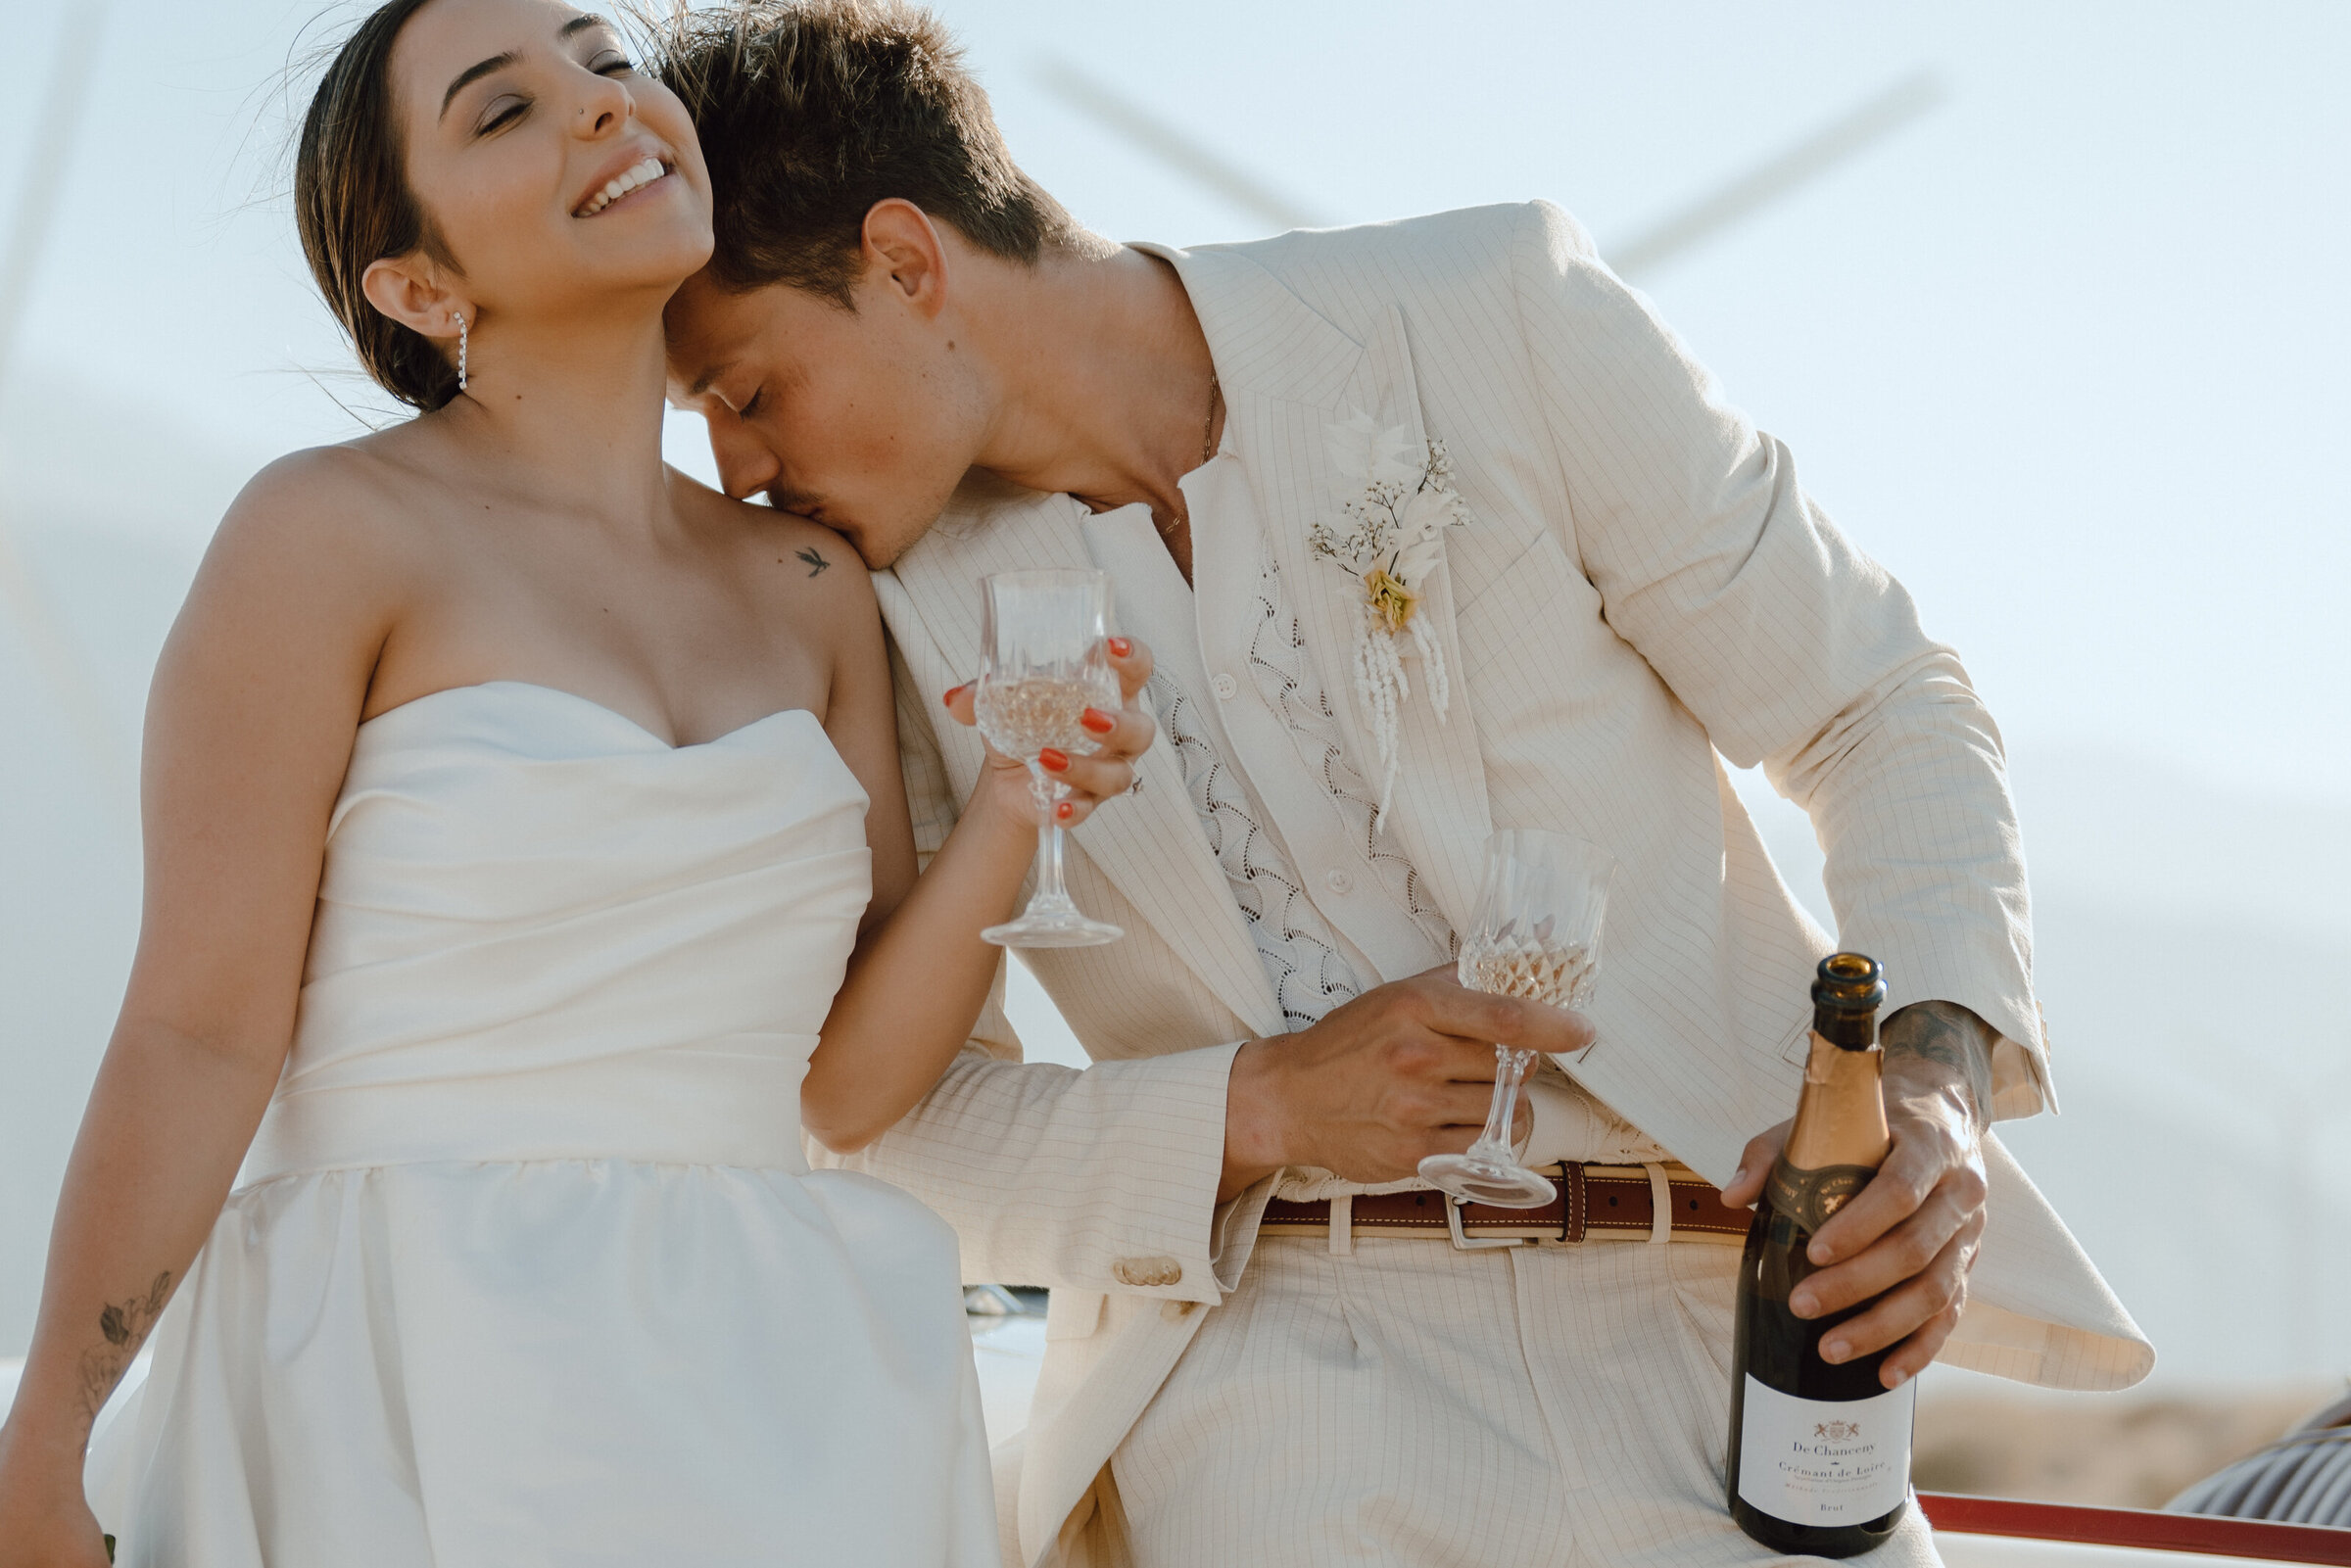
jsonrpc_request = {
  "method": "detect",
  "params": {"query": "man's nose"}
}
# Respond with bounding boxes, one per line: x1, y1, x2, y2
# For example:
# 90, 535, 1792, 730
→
708, 416, 781, 502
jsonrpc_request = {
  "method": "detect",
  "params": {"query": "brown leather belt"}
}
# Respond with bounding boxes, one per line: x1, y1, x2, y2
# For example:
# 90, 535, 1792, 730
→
1259, 1163, 1751, 1250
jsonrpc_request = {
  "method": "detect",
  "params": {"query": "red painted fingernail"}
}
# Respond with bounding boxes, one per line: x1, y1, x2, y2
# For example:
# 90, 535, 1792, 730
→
1038, 747, 1069, 772
941, 683, 966, 707
1081, 708, 1115, 735
1107, 637, 1132, 658
1056, 800, 1075, 821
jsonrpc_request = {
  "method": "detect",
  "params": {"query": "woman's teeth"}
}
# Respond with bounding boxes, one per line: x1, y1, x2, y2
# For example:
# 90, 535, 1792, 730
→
577, 157, 666, 217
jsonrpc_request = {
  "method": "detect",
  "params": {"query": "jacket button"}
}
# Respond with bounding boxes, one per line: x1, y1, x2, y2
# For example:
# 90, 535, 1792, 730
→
1210, 673, 1240, 701
1113, 1256, 1184, 1288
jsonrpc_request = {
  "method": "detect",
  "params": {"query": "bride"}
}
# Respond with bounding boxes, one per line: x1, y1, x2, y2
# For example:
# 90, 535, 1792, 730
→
0, 1, 1154, 1562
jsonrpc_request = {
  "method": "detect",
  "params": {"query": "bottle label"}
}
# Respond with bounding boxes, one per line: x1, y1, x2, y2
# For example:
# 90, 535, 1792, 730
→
1737, 1374, 1916, 1526
1765, 1163, 1877, 1235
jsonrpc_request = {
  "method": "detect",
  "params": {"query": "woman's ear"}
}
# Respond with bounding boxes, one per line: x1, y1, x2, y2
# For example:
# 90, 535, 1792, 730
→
360, 253, 469, 343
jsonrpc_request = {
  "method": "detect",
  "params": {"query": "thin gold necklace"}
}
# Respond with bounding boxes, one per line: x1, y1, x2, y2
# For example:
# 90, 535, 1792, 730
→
1164, 373, 1221, 537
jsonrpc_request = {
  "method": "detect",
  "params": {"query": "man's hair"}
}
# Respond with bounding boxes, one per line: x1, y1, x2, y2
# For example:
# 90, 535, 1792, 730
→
650, 0, 1086, 305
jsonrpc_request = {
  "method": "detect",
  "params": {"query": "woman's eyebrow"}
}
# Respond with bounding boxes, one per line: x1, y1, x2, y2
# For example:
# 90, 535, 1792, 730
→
439, 19, 614, 122
441, 51, 519, 119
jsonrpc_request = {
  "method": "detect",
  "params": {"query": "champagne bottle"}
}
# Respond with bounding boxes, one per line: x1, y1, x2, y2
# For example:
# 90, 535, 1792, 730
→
1726, 952, 1913, 1557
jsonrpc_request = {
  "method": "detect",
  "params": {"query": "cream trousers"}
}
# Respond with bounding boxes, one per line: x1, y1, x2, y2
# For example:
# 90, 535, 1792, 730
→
1111, 1233, 1941, 1567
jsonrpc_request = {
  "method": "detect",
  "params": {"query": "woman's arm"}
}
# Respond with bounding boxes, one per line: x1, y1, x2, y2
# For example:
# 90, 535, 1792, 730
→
804, 568, 1153, 1153
0, 453, 402, 1562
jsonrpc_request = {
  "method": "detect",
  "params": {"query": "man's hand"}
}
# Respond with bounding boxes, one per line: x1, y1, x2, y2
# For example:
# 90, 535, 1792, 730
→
1219, 966, 1594, 1201
1719, 999, 1997, 1388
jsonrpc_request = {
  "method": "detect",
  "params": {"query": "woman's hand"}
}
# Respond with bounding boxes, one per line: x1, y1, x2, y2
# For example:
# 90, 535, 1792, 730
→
0, 1434, 112, 1568
943, 637, 1157, 836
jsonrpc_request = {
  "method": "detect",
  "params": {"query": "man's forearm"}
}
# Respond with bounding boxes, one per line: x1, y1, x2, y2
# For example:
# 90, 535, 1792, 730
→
1880, 999, 1996, 1134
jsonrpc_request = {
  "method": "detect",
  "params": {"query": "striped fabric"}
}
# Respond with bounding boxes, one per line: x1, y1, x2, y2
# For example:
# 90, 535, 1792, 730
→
818, 202, 2153, 1568
1115, 1238, 1940, 1568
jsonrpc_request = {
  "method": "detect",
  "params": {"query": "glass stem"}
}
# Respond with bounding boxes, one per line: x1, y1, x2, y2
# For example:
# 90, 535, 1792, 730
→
1027, 763, 1074, 912
1473, 1044, 1534, 1158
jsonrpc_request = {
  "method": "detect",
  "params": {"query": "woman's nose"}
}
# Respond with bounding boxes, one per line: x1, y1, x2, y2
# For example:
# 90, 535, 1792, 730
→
573, 71, 634, 138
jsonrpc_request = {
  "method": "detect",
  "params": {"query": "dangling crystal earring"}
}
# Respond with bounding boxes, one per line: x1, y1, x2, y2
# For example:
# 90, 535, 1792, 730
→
455, 310, 469, 393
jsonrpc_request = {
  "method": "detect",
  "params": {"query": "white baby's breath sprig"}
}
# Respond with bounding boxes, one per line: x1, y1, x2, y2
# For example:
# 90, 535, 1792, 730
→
1310, 410, 1472, 818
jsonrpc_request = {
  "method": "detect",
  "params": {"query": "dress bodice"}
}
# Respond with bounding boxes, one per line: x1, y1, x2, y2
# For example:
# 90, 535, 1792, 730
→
245, 682, 872, 1181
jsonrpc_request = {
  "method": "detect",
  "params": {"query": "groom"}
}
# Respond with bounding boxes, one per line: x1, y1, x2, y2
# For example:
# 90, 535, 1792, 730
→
656, 5, 2150, 1565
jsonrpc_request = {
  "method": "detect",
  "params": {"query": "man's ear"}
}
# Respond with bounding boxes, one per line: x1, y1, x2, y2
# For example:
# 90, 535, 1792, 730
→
860, 199, 949, 320
360, 253, 470, 343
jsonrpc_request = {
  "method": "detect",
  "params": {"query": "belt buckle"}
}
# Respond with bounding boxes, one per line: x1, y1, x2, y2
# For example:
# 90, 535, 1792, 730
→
1445, 1196, 1530, 1252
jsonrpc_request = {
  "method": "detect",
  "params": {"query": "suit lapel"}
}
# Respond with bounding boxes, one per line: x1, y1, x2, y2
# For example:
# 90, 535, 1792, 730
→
1149, 243, 1495, 934
884, 485, 1284, 1039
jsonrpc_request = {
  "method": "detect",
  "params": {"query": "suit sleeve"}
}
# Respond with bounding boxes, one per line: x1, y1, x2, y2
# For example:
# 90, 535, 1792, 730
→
1508, 200, 2050, 1118
803, 624, 1246, 1304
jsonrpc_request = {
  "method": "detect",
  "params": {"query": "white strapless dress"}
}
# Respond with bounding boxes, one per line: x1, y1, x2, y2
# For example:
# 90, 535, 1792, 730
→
86, 683, 1001, 1567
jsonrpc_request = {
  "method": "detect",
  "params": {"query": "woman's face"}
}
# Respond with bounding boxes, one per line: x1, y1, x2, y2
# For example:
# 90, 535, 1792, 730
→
388, 0, 712, 321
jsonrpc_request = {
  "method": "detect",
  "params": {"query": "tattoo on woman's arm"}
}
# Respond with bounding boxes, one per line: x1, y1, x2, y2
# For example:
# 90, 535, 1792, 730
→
75, 1270, 171, 1424
1881, 1001, 1996, 1129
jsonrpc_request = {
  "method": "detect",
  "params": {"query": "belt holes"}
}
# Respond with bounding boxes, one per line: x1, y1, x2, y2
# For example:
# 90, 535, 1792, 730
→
1607, 1195, 1619, 1207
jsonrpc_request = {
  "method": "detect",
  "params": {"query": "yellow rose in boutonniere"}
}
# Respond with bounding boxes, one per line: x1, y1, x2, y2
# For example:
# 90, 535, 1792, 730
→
1363, 568, 1418, 634
1308, 410, 1474, 818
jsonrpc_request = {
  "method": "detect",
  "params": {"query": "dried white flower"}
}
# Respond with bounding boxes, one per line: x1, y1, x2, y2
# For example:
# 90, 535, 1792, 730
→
1309, 412, 1472, 819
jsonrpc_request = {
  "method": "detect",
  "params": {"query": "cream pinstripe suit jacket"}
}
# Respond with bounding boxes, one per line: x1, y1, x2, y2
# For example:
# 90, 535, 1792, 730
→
818, 201, 2153, 1567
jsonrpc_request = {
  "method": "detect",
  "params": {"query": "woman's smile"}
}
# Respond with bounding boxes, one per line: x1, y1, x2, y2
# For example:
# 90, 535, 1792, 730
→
573, 153, 676, 218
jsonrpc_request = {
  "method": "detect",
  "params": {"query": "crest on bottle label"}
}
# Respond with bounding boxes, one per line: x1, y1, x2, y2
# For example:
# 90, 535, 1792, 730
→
1765, 1163, 1877, 1235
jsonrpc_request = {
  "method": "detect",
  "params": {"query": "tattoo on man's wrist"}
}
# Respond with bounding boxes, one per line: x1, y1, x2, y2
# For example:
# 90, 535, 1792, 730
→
1881, 1001, 1996, 1128
75, 1270, 171, 1426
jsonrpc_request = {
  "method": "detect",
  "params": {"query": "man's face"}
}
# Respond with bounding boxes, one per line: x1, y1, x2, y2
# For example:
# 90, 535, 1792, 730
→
664, 268, 981, 568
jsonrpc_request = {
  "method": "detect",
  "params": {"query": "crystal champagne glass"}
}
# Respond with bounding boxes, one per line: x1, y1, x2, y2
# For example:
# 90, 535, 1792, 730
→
1417, 829, 1616, 1208
975, 570, 1126, 948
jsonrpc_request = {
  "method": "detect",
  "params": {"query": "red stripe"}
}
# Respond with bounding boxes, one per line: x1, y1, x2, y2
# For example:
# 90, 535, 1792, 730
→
1917, 1493, 2351, 1564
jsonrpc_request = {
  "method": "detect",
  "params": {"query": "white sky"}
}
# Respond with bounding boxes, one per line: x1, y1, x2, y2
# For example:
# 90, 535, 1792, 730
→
2, 1, 2348, 1377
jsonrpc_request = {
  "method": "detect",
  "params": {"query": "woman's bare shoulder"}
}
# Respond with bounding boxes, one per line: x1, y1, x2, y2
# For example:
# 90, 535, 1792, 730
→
669, 466, 879, 627
179, 438, 440, 669
209, 438, 432, 575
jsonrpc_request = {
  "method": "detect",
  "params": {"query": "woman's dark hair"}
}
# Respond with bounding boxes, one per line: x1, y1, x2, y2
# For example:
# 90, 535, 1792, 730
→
295, 0, 463, 412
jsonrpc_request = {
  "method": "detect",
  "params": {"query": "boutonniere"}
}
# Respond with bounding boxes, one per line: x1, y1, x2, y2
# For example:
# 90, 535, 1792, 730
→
1308, 410, 1473, 818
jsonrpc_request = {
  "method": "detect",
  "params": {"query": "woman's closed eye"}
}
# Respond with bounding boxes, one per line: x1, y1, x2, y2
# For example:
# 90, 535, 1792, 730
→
472, 50, 634, 136
476, 95, 529, 136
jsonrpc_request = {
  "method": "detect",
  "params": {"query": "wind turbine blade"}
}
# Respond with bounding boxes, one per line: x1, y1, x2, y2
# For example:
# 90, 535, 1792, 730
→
1033, 57, 1330, 235
0, 1, 131, 801
1608, 70, 1946, 282
0, 2, 111, 387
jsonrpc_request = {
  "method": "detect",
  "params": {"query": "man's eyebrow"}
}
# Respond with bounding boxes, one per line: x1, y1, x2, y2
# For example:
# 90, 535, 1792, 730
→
687, 360, 735, 400
440, 51, 519, 119
558, 15, 612, 40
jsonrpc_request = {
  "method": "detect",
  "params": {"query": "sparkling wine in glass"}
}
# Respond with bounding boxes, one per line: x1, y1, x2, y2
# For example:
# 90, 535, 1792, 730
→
1418, 829, 1616, 1208
975, 570, 1126, 948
